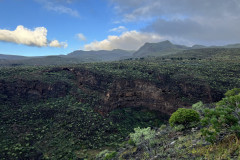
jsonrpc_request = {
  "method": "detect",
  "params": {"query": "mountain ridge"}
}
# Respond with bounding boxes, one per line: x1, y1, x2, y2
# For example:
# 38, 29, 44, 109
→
133, 40, 188, 57
1, 40, 240, 66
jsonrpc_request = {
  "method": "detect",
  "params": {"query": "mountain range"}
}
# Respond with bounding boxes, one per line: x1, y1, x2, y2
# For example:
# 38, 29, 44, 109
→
1, 40, 240, 66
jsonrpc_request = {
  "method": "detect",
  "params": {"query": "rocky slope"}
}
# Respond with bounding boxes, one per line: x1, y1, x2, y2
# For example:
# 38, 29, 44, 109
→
0, 66, 222, 115
72, 68, 220, 115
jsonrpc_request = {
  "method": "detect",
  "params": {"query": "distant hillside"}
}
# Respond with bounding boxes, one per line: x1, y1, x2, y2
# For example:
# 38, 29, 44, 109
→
133, 41, 240, 58
222, 43, 240, 48
0, 54, 30, 60
190, 43, 240, 49
2, 41, 240, 66
191, 45, 206, 49
0, 49, 134, 66
133, 40, 188, 57
67, 49, 134, 62
163, 48, 240, 61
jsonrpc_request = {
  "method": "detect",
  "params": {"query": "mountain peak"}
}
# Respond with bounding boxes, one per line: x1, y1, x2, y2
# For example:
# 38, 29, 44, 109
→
159, 40, 172, 44
133, 40, 187, 57
144, 40, 172, 46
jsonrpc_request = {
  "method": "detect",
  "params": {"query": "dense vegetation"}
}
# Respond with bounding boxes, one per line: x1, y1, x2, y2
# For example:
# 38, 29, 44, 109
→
106, 89, 240, 160
201, 88, 240, 143
0, 96, 164, 159
1, 47, 240, 159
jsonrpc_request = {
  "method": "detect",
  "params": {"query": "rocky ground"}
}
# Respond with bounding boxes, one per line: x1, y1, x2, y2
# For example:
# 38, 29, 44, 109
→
95, 125, 240, 160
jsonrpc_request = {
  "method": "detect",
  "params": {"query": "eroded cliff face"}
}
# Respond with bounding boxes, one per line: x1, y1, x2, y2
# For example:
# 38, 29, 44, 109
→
0, 67, 221, 115
72, 68, 221, 115
102, 80, 175, 114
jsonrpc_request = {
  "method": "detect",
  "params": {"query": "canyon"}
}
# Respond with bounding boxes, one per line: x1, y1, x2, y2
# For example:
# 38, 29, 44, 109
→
0, 67, 222, 115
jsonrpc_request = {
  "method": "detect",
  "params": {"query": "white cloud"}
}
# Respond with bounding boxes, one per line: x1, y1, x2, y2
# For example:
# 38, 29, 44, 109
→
0, 25, 47, 47
76, 33, 87, 41
36, 0, 79, 17
49, 40, 68, 48
84, 30, 164, 51
0, 25, 68, 48
109, 26, 127, 32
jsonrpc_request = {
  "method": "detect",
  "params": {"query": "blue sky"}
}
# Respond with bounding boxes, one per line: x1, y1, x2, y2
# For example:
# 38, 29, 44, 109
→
1, 0, 240, 56
0, 0, 120, 56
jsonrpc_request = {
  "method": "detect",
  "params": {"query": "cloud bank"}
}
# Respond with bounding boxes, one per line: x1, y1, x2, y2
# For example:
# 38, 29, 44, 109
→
110, 0, 240, 21
109, 0, 240, 45
0, 25, 67, 48
84, 30, 164, 51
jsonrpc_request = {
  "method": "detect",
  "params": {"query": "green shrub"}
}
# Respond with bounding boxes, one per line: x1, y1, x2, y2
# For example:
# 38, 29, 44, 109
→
96, 150, 109, 159
201, 88, 240, 143
173, 124, 185, 131
160, 124, 167, 130
192, 101, 204, 113
128, 139, 135, 146
104, 152, 117, 160
224, 88, 240, 97
169, 108, 200, 128
96, 150, 117, 160
129, 127, 156, 145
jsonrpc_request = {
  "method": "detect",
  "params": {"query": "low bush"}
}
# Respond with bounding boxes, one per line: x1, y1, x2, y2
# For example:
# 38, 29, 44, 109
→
129, 127, 156, 145
173, 124, 185, 131
96, 150, 110, 159
96, 150, 117, 160
224, 88, 240, 97
192, 101, 204, 114
128, 139, 135, 146
169, 108, 200, 128
201, 88, 240, 143
104, 152, 117, 160
160, 124, 167, 130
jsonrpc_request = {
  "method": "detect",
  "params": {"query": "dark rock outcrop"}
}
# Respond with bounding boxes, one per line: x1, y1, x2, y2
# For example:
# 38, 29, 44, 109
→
0, 67, 222, 115
72, 68, 221, 115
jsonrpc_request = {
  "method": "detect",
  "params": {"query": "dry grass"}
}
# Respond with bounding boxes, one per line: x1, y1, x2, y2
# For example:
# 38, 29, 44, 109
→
192, 134, 240, 160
